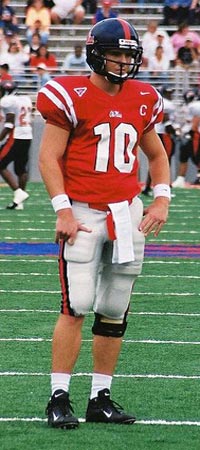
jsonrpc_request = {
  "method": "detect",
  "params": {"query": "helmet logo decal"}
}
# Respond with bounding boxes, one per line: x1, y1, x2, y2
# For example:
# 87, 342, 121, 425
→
74, 87, 87, 97
86, 35, 94, 45
119, 38, 138, 48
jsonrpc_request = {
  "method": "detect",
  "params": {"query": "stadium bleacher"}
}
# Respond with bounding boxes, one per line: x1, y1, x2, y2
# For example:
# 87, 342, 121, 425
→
3, 2, 200, 107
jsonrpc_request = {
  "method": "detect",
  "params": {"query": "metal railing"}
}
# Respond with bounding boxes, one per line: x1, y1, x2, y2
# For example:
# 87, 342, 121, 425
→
14, 67, 199, 110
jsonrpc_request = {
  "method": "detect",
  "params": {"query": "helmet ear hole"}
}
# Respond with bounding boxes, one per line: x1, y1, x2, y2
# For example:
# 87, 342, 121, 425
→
90, 49, 105, 73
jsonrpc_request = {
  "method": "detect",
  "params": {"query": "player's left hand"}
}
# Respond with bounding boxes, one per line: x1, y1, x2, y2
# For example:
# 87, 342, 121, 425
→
139, 197, 170, 237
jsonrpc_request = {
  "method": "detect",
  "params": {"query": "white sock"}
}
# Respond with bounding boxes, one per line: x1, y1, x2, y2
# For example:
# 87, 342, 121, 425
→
90, 373, 112, 399
51, 373, 71, 395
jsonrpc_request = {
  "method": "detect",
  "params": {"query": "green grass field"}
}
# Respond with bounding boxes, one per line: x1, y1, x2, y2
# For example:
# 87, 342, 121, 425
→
0, 183, 200, 450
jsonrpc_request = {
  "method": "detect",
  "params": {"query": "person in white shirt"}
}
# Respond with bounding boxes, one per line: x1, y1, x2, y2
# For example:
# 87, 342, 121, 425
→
144, 30, 175, 65
0, 80, 33, 209
0, 39, 29, 84
50, 0, 85, 24
147, 45, 171, 85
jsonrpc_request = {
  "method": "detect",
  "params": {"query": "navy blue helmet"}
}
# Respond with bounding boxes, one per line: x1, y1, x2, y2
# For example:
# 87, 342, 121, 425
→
86, 18, 143, 84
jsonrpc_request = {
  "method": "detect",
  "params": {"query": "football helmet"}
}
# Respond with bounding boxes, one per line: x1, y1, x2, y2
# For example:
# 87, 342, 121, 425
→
183, 88, 197, 104
159, 85, 174, 98
0, 80, 17, 98
86, 18, 143, 83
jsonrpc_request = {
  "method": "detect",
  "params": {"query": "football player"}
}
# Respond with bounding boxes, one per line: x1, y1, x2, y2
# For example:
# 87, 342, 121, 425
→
142, 85, 178, 196
0, 80, 33, 209
172, 89, 200, 187
37, 18, 171, 429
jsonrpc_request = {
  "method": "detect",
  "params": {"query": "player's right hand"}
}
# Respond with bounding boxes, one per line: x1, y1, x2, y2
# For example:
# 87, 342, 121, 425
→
55, 208, 91, 245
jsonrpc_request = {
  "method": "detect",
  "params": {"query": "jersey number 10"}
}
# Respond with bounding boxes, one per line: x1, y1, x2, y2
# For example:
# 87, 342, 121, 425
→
94, 122, 137, 173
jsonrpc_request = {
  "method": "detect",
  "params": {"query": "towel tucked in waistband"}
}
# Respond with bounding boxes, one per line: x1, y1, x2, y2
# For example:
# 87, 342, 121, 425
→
108, 201, 135, 264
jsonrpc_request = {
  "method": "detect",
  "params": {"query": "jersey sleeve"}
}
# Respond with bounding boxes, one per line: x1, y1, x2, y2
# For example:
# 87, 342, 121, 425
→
144, 88, 164, 134
36, 78, 77, 131
0, 96, 16, 115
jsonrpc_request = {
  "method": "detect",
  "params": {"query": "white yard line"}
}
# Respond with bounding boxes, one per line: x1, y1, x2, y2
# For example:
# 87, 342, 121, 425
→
0, 338, 200, 345
0, 417, 199, 426
0, 309, 200, 317
0, 372, 199, 380
0, 259, 200, 264
0, 290, 199, 296
1, 273, 200, 279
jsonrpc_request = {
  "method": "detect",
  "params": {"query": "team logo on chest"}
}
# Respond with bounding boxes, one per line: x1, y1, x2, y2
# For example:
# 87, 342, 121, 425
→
109, 110, 122, 118
74, 87, 87, 97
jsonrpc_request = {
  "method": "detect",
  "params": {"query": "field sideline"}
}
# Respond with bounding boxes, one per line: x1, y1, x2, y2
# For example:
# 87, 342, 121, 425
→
0, 183, 200, 450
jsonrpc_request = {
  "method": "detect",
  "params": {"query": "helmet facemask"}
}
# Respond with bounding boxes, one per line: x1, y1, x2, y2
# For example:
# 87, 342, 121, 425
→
89, 45, 143, 84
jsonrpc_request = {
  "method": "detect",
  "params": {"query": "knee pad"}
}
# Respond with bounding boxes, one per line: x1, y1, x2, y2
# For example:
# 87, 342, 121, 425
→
92, 311, 128, 338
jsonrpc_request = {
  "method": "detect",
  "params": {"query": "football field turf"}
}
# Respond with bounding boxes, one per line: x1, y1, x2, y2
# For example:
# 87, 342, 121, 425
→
0, 183, 200, 450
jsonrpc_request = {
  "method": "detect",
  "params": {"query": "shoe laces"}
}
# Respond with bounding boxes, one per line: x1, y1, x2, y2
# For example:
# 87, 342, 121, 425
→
98, 390, 124, 414
47, 391, 75, 415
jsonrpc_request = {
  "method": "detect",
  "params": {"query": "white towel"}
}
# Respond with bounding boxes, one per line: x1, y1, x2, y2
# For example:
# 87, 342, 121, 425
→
108, 201, 135, 264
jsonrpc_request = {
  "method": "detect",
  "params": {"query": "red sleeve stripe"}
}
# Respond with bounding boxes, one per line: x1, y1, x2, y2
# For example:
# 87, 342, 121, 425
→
117, 18, 131, 40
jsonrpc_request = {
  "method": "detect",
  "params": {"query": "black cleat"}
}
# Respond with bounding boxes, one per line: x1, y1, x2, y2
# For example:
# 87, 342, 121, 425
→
86, 389, 136, 425
45, 389, 79, 429
6, 202, 18, 210
192, 176, 200, 185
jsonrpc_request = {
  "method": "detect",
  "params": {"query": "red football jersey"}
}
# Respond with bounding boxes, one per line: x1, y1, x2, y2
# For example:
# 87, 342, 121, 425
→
37, 75, 163, 203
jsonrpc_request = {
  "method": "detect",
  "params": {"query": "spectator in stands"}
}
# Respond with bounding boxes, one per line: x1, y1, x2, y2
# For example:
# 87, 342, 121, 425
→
0, 0, 19, 34
82, 0, 97, 13
1, 29, 18, 53
0, 63, 13, 82
61, 44, 90, 74
50, 0, 85, 25
26, 0, 55, 7
141, 20, 159, 51
147, 45, 171, 85
188, 0, 200, 24
23, 31, 42, 65
93, 0, 118, 24
25, 0, 51, 45
143, 29, 175, 66
161, 0, 192, 26
176, 37, 199, 68
0, 27, 7, 53
29, 44, 58, 71
142, 21, 172, 62
36, 62, 51, 87
0, 39, 29, 84
170, 22, 200, 55
43, 0, 55, 7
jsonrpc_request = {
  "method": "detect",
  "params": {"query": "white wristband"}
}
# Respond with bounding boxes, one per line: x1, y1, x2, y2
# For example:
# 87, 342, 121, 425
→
153, 184, 171, 200
51, 194, 72, 213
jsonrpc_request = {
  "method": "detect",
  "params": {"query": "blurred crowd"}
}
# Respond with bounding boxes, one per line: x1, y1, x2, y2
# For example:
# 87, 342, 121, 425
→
0, 0, 199, 90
